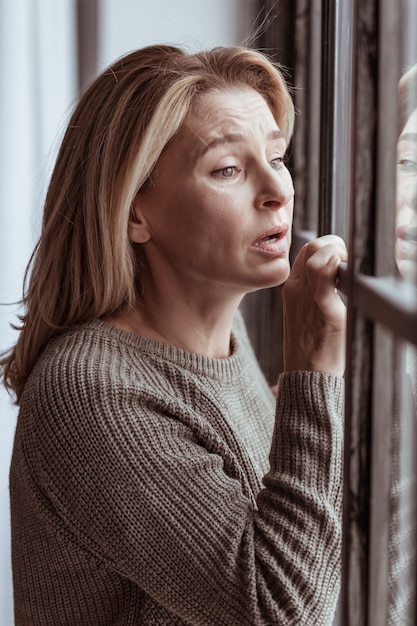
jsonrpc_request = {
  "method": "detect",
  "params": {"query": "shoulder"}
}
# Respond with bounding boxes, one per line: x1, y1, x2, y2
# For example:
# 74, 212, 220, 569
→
31, 319, 134, 379
18, 321, 190, 467
21, 320, 155, 419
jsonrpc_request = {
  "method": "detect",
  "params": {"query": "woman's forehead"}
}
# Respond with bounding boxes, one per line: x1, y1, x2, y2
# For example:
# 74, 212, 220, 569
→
184, 88, 280, 140
402, 108, 417, 134
157, 88, 284, 166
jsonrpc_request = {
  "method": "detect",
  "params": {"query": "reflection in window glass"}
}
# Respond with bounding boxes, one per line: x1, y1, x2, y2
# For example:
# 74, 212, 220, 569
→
396, 2, 417, 285
389, 6, 417, 620
391, 3, 417, 612
387, 339, 417, 623
397, 65, 417, 284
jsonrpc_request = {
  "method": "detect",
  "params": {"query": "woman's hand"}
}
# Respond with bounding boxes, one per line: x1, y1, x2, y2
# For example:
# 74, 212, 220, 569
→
282, 235, 348, 377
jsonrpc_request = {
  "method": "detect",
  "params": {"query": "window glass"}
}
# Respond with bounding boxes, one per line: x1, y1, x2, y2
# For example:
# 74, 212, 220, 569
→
396, 1, 417, 285
388, 4, 417, 620
387, 339, 417, 622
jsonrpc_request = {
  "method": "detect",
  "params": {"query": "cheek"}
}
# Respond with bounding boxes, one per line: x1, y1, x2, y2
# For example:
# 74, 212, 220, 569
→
398, 175, 417, 205
395, 193, 403, 222
284, 191, 295, 224
396, 181, 412, 216
407, 181, 417, 208
173, 190, 234, 252
284, 167, 295, 191
396, 203, 415, 233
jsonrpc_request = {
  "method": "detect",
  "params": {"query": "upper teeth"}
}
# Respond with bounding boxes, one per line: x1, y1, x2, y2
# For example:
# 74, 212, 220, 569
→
255, 234, 278, 245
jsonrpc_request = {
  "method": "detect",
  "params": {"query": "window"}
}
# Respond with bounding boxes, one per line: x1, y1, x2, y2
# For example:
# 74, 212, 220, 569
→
249, 0, 417, 623
340, 0, 417, 623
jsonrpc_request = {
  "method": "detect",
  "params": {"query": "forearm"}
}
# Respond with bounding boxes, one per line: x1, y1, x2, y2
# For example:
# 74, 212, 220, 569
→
255, 371, 344, 624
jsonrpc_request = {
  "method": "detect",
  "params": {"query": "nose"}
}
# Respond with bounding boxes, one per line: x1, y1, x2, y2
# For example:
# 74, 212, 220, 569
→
254, 161, 294, 211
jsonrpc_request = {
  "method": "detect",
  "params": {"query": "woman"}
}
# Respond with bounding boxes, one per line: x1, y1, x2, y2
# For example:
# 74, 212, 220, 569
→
387, 61, 417, 626
396, 61, 417, 404
396, 62, 417, 283
2, 45, 347, 625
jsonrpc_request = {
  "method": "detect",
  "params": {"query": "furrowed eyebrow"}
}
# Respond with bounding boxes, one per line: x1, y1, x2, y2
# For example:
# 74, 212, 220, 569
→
269, 129, 286, 142
201, 133, 246, 153
201, 129, 286, 154
398, 132, 417, 143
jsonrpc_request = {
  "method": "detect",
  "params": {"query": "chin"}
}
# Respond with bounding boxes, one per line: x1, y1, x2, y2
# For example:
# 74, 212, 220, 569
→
397, 259, 417, 283
271, 262, 291, 286
248, 266, 291, 292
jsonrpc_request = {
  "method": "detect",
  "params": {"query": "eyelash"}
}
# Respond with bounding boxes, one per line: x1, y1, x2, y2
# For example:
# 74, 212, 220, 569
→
398, 158, 417, 174
270, 157, 285, 170
215, 166, 240, 178
213, 157, 285, 179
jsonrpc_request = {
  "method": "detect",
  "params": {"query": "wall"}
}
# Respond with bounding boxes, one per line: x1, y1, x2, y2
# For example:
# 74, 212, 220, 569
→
0, 1, 256, 623
99, 0, 254, 69
0, 3, 77, 624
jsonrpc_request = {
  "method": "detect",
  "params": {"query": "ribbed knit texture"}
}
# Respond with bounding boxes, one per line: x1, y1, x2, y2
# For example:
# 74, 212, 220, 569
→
10, 311, 344, 625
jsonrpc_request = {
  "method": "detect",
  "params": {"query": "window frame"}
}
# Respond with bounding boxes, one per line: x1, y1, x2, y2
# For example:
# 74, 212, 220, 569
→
324, 0, 417, 624
257, 0, 417, 623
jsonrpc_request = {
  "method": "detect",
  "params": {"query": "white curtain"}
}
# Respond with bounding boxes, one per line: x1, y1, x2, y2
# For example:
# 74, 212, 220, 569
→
0, 1, 77, 622
0, 2, 256, 621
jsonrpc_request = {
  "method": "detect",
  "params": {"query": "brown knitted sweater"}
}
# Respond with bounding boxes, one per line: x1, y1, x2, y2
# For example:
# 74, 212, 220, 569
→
10, 312, 344, 625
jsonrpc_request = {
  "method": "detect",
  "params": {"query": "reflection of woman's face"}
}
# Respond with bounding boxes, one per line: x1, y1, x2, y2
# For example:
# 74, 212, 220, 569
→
135, 88, 294, 299
396, 107, 417, 280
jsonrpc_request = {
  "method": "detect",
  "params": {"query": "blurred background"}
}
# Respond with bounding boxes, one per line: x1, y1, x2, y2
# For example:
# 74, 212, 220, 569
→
0, 1, 256, 622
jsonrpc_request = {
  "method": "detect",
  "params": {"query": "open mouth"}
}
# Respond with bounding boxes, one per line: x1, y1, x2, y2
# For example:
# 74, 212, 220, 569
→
397, 228, 417, 259
254, 232, 281, 246
252, 224, 289, 256
401, 230, 417, 244
253, 224, 289, 246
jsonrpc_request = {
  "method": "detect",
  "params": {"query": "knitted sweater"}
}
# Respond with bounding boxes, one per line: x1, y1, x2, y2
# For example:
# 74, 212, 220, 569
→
10, 311, 344, 625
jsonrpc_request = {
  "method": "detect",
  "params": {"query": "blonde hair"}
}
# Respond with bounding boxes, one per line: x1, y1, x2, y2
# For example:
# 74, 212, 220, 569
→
1, 44, 294, 402
398, 62, 417, 133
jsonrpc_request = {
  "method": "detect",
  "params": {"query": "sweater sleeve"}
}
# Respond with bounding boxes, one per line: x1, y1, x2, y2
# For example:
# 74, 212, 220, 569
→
21, 356, 343, 626
257, 371, 344, 623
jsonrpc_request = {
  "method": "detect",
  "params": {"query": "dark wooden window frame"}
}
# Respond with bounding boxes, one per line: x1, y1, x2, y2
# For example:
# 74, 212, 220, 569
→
257, 1, 417, 624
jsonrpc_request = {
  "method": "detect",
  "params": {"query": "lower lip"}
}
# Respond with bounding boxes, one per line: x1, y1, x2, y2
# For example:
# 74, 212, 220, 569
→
397, 236, 417, 259
251, 237, 288, 256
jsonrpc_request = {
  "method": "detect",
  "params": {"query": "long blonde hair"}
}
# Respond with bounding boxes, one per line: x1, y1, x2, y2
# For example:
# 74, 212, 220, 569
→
1, 44, 294, 403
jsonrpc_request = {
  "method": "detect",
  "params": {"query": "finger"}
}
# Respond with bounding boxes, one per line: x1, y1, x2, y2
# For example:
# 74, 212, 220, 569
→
305, 237, 347, 266
313, 254, 347, 328
288, 243, 308, 279
290, 235, 347, 280
304, 243, 347, 282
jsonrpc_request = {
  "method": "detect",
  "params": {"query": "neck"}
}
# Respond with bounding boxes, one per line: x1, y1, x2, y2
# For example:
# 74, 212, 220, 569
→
105, 288, 243, 359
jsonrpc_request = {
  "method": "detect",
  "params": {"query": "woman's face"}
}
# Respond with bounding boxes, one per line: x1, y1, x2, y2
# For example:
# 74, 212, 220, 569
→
131, 88, 294, 301
396, 107, 417, 281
